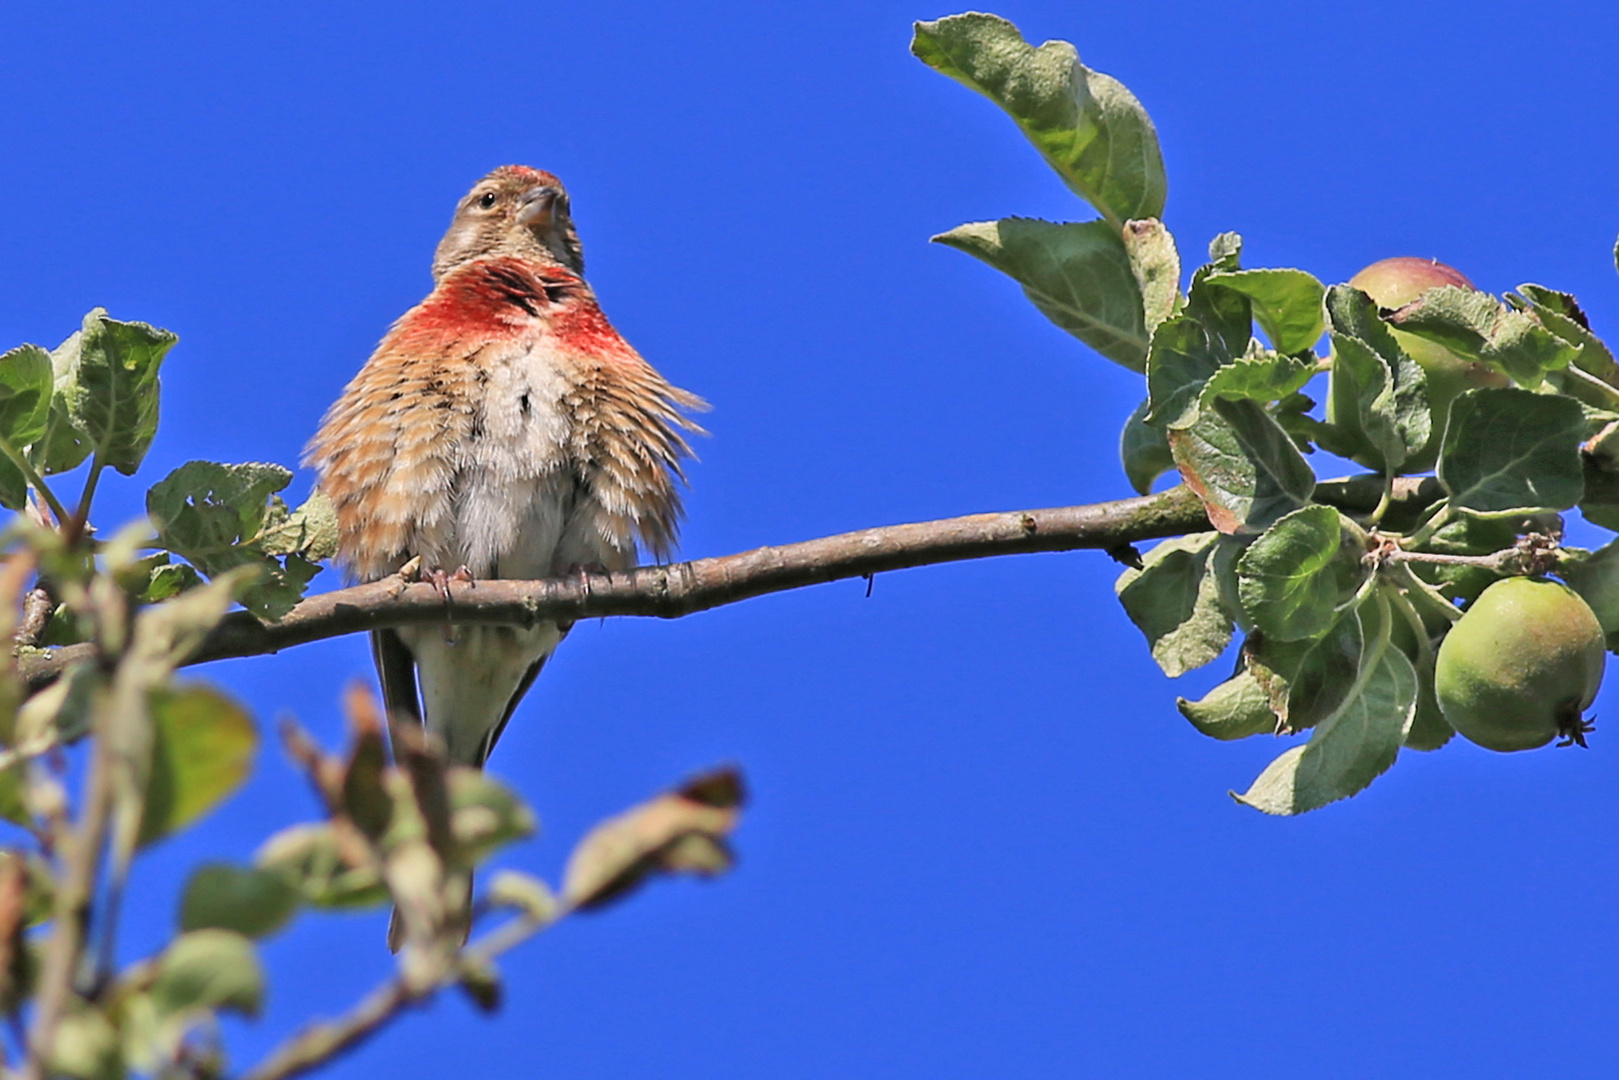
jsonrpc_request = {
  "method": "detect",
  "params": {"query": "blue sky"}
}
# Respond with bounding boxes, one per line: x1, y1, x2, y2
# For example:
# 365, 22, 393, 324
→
6, 1, 1619, 1077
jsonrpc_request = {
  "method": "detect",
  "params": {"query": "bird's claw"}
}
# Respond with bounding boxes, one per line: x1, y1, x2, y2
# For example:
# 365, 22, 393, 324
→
562, 561, 610, 593
421, 567, 447, 600
417, 565, 473, 602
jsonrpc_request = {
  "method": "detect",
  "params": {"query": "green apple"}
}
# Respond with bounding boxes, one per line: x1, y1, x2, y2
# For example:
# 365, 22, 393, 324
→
1434, 577, 1605, 752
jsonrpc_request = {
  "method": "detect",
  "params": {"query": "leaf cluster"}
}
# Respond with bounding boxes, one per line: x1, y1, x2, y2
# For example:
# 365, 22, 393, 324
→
916, 11, 1619, 813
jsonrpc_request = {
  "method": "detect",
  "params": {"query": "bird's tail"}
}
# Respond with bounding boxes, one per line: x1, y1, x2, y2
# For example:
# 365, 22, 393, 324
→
387, 871, 474, 953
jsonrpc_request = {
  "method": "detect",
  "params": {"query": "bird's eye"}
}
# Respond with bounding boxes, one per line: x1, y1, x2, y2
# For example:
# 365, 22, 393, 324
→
477, 192, 499, 210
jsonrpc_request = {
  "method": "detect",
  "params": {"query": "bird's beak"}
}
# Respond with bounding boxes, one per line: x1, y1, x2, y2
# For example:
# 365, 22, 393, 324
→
517, 186, 563, 232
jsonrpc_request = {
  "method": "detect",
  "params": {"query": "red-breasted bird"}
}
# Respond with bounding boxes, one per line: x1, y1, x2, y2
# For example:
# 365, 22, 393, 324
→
307, 164, 705, 778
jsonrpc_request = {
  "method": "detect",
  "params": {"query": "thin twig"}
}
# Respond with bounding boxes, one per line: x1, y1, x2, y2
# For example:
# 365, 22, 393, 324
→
1382, 548, 1520, 571
14, 589, 53, 649
20, 711, 117, 1080
239, 912, 552, 1080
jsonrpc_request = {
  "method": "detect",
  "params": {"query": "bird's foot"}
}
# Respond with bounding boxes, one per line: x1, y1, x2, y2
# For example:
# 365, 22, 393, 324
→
413, 564, 475, 602
561, 561, 611, 592
417, 565, 474, 642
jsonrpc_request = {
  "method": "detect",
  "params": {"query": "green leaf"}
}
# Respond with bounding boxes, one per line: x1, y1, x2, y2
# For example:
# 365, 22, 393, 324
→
0, 456, 25, 511
0, 344, 54, 448
1115, 532, 1232, 678
1119, 398, 1174, 494
447, 766, 539, 862
1145, 316, 1224, 428
1236, 506, 1368, 641
1169, 397, 1316, 535
1386, 586, 1454, 751
1389, 286, 1581, 384
1235, 592, 1416, 814
34, 322, 94, 475
142, 561, 203, 603
258, 489, 339, 560
49, 1007, 123, 1080
14, 662, 99, 755
139, 684, 257, 847
1247, 611, 1364, 733
125, 569, 251, 675
66, 309, 175, 475
1183, 239, 1252, 361
1176, 666, 1276, 740
1560, 540, 1619, 651
1206, 232, 1242, 266
1513, 285, 1619, 400
148, 461, 293, 557
179, 862, 300, 939
147, 461, 326, 618
912, 13, 1166, 226
1328, 335, 1429, 472
1204, 269, 1325, 355
152, 929, 264, 1019
1209, 534, 1255, 633
238, 552, 321, 621
1122, 218, 1180, 334
934, 218, 1147, 370
1437, 387, 1585, 512
1325, 286, 1431, 472
1198, 349, 1316, 408
256, 823, 387, 909
1272, 390, 1324, 454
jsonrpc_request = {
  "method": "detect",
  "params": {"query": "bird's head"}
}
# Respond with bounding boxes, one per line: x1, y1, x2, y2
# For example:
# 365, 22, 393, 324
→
431, 165, 585, 281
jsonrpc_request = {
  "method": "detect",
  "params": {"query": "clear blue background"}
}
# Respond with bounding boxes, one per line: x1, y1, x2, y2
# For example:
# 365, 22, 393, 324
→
4, 2, 1619, 1077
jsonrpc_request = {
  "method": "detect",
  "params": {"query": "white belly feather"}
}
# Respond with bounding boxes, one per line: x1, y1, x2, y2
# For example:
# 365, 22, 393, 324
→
400, 339, 628, 764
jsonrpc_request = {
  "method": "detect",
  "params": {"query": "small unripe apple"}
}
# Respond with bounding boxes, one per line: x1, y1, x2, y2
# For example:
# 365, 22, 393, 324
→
1434, 577, 1605, 752
1348, 257, 1509, 469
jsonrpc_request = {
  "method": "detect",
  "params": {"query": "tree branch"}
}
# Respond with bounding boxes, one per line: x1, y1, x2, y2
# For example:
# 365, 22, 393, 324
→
18, 486, 1204, 690
239, 908, 553, 1080
15, 477, 1442, 692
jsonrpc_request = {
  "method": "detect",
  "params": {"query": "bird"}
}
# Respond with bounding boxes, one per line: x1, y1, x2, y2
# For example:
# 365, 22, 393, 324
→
305, 166, 705, 939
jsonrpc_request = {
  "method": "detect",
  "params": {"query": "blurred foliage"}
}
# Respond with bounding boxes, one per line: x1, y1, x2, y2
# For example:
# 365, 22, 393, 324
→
0, 302, 745, 1077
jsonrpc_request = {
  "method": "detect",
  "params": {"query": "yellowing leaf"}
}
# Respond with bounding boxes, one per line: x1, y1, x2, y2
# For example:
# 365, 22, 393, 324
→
139, 684, 256, 847
563, 768, 745, 910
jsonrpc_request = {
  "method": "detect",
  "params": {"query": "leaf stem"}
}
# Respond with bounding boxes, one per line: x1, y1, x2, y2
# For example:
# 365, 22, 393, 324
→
1389, 564, 1463, 625
1368, 470, 1395, 527
239, 908, 557, 1080
1401, 501, 1453, 551
65, 457, 105, 545
0, 436, 70, 528
1386, 581, 1440, 660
